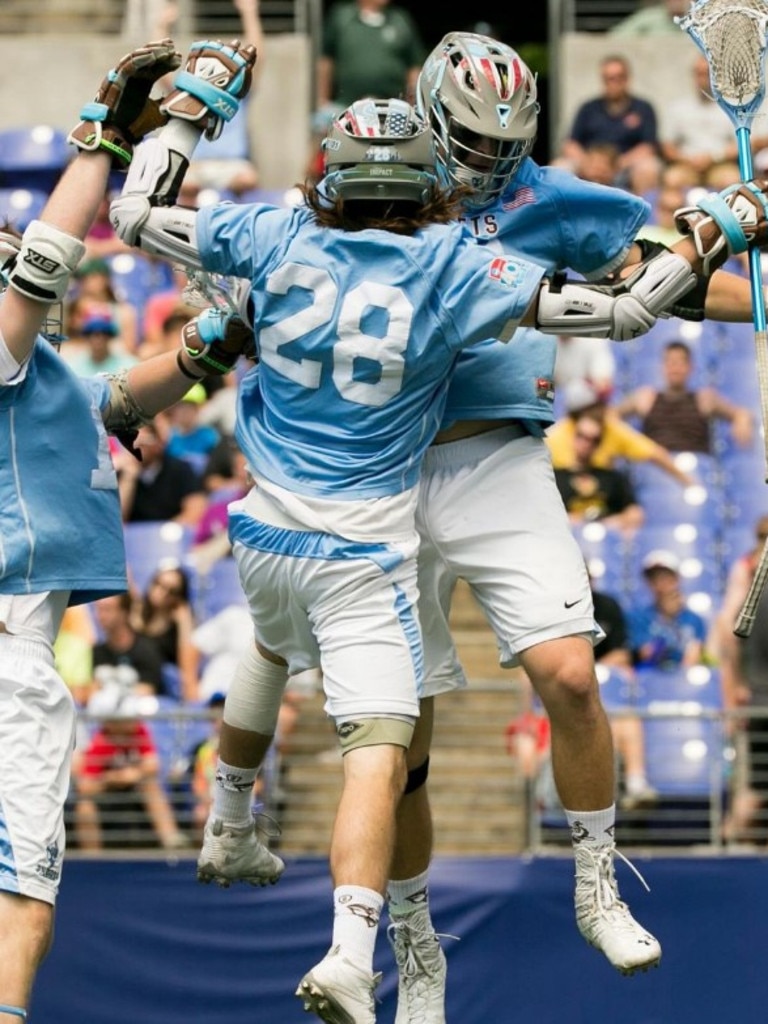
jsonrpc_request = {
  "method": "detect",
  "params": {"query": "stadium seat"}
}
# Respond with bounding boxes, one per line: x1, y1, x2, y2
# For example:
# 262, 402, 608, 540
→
571, 520, 632, 603
634, 663, 723, 711
107, 252, 177, 319
0, 125, 70, 191
191, 556, 247, 621
630, 453, 724, 530
595, 663, 637, 713
0, 186, 47, 230
642, 715, 725, 798
123, 521, 194, 595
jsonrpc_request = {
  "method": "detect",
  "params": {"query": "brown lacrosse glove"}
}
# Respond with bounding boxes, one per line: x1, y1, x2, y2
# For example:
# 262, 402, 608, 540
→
68, 38, 181, 170
160, 38, 257, 141
180, 308, 256, 377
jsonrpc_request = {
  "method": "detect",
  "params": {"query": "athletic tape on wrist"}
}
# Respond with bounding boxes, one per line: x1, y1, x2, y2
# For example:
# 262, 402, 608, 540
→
8, 220, 86, 304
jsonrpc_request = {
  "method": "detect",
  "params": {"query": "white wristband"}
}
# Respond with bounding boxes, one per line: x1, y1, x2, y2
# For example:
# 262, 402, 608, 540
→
8, 220, 86, 304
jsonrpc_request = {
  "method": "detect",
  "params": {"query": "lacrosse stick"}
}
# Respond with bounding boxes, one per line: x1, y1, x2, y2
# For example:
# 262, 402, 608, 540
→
677, 0, 768, 636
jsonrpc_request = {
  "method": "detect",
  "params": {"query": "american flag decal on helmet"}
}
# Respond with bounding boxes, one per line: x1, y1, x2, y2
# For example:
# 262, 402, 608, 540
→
502, 186, 535, 211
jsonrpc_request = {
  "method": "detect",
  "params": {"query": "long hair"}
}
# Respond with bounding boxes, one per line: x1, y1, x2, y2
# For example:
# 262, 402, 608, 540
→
299, 182, 471, 235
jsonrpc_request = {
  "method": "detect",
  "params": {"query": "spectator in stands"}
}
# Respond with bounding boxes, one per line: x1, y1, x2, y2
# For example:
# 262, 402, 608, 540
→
82, 190, 133, 262
113, 417, 209, 527
307, 0, 427, 181
69, 256, 139, 354
714, 516, 768, 843
190, 692, 227, 838
546, 377, 695, 487
157, 0, 263, 196
614, 338, 754, 453
635, 185, 688, 246
608, 0, 692, 35
53, 605, 95, 709
90, 592, 168, 699
555, 413, 645, 533
131, 562, 200, 703
575, 141, 623, 188
140, 283, 194, 358
559, 55, 661, 192
164, 380, 222, 472
628, 550, 708, 671
589, 573, 657, 810
554, 333, 616, 399
660, 56, 743, 176
190, 440, 252, 574
65, 306, 138, 377
72, 684, 187, 851
659, 158, 703, 195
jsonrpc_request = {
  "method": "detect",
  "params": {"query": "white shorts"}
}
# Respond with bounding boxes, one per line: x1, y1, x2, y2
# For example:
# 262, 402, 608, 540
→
416, 427, 600, 697
232, 524, 422, 722
0, 634, 76, 904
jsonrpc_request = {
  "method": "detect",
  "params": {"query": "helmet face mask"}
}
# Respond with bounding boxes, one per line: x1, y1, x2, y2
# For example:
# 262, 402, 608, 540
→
322, 98, 438, 206
417, 32, 540, 210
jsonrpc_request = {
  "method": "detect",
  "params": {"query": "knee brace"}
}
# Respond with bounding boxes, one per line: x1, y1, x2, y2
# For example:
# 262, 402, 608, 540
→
404, 756, 430, 794
336, 716, 415, 754
223, 645, 289, 734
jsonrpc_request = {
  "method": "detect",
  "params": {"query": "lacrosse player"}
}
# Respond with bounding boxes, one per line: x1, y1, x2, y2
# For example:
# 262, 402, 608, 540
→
108, 31, 768, 1019
0, 39, 255, 1023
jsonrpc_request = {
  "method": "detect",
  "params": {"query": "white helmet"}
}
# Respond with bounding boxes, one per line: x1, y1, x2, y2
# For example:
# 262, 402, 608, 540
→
321, 97, 438, 206
417, 32, 539, 209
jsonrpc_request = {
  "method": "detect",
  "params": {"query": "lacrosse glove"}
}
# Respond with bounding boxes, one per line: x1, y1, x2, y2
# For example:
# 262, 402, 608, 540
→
68, 38, 181, 170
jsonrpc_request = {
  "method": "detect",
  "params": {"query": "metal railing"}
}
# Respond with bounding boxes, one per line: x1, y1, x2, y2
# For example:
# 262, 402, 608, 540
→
63, 690, 768, 859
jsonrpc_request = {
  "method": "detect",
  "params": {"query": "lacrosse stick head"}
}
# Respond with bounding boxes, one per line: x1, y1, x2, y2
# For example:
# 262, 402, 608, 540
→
677, 0, 768, 122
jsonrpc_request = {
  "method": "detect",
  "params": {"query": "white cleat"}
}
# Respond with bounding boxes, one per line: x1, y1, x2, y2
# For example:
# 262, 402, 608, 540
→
196, 816, 284, 887
388, 911, 447, 1024
574, 843, 662, 976
296, 945, 381, 1024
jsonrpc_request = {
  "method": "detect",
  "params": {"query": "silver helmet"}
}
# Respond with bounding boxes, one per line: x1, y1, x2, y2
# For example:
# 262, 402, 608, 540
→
417, 32, 539, 209
322, 98, 438, 205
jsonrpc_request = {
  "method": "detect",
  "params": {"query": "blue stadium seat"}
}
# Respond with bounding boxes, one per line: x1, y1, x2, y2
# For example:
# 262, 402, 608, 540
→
0, 186, 47, 230
123, 521, 194, 595
630, 453, 724, 530
595, 663, 637, 713
571, 520, 632, 603
191, 556, 247, 621
642, 714, 725, 798
107, 252, 177, 320
636, 664, 724, 801
0, 125, 70, 191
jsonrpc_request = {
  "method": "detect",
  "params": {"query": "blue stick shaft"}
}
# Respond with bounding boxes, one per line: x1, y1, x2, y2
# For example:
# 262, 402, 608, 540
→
736, 125, 768, 331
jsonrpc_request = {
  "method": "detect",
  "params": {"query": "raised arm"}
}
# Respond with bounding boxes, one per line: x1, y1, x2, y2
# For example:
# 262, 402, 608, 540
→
0, 39, 180, 366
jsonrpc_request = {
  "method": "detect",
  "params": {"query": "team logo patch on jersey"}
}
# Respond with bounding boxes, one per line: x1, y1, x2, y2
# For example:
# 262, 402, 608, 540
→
489, 256, 526, 288
536, 376, 554, 400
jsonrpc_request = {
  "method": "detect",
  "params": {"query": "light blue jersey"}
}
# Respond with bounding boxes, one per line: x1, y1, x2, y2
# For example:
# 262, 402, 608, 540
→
0, 339, 127, 604
441, 158, 650, 427
197, 202, 545, 500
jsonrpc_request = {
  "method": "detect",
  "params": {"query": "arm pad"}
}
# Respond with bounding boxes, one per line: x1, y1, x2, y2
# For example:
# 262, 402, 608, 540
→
536, 250, 697, 341
8, 221, 86, 304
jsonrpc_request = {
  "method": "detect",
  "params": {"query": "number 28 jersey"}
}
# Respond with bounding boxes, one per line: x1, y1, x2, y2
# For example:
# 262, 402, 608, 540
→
197, 202, 545, 502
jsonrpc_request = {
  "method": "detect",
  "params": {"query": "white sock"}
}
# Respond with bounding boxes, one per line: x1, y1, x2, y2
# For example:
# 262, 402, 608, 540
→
565, 805, 616, 848
212, 758, 258, 825
387, 870, 432, 920
331, 885, 383, 972
625, 773, 651, 795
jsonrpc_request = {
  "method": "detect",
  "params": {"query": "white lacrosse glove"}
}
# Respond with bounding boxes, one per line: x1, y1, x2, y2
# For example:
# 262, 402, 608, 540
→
160, 38, 257, 141
674, 179, 768, 275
